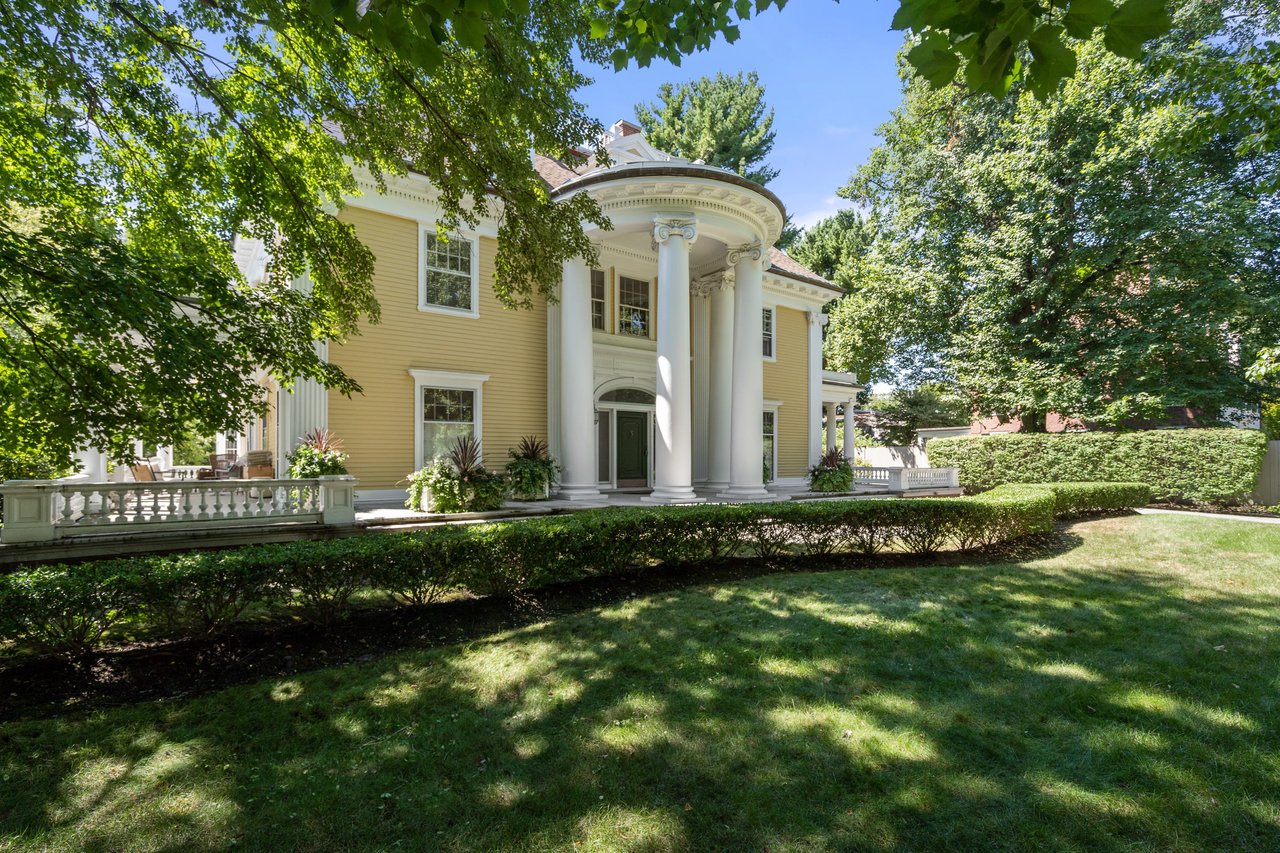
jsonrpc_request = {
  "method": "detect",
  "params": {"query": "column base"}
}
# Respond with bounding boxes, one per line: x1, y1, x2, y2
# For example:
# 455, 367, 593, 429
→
556, 484, 606, 501
641, 487, 705, 505
702, 480, 729, 492
716, 485, 776, 502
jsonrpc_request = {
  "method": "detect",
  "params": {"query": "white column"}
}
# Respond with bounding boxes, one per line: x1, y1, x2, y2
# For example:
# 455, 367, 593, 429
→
807, 311, 827, 467
719, 243, 771, 501
557, 257, 602, 500
706, 277, 735, 490
824, 402, 838, 453
843, 401, 856, 460
644, 217, 703, 504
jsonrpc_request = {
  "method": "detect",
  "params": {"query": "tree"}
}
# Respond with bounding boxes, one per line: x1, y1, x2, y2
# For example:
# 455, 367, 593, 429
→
826, 2, 1280, 431
1, 0, 1190, 467
635, 71, 780, 186
868, 384, 972, 445
2, 0, 611, 466
789, 210, 876, 289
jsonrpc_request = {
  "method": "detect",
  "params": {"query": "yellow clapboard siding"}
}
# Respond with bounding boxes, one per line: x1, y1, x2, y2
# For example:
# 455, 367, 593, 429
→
326, 206, 548, 490
764, 306, 810, 479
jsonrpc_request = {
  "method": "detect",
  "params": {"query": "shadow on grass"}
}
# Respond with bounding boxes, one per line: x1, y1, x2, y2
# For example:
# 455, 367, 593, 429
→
0, 530, 1085, 722
2, 517, 1279, 850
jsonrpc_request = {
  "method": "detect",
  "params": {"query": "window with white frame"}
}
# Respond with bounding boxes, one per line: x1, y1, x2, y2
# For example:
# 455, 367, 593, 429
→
762, 307, 775, 359
617, 276, 651, 337
421, 387, 476, 463
763, 410, 777, 482
590, 269, 607, 331
421, 232, 476, 313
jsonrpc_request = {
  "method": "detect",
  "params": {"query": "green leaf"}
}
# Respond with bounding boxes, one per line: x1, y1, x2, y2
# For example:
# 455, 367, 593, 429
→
1103, 0, 1172, 59
1027, 25, 1077, 97
589, 17, 610, 39
1062, 0, 1114, 39
907, 31, 961, 88
735, 0, 751, 18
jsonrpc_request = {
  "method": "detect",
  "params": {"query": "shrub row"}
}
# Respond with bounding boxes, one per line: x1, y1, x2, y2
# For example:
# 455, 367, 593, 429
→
927, 429, 1267, 505
0, 482, 1148, 655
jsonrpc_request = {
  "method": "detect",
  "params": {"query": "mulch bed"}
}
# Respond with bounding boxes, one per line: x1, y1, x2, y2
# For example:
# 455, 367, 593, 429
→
0, 532, 1078, 723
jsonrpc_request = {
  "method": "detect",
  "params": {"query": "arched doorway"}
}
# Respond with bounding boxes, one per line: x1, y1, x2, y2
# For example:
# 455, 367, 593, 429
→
596, 388, 655, 489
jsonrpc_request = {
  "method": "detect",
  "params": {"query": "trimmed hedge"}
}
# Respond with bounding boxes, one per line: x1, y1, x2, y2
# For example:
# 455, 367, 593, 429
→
0, 483, 1147, 655
927, 429, 1266, 505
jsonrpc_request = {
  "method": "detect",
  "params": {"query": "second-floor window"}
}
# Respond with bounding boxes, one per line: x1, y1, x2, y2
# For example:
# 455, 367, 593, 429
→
422, 232, 475, 313
617, 276, 650, 338
590, 269, 607, 331
762, 307, 775, 358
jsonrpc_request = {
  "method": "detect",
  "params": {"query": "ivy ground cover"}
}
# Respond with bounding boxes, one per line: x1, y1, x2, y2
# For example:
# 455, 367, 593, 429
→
2, 513, 1279, 851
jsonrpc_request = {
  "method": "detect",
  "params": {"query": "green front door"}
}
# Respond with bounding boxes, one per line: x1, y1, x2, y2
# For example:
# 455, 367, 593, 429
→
615, 410, 648, 487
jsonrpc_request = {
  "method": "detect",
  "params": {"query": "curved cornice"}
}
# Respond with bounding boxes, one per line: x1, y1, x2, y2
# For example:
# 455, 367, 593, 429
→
552, 165, 786, 246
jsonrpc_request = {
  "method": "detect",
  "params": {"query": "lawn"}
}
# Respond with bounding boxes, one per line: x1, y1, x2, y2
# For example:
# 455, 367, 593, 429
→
2, 514, 1279, 851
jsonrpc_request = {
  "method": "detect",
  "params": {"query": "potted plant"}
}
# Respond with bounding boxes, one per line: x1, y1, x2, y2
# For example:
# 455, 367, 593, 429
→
808, 448, 854, 493
405, 436, 508, 513
505, 436, 557, 501
287, 428, 349, 479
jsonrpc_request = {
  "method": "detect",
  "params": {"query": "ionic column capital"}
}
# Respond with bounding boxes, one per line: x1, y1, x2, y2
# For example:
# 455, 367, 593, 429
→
807, 310, 830, 328
653, 217, 698, 245
727, 242, 766, 267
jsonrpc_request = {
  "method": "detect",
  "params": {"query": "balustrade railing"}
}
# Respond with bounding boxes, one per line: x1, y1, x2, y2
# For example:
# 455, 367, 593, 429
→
0, 476, 358, 544
852, 466, 959, 492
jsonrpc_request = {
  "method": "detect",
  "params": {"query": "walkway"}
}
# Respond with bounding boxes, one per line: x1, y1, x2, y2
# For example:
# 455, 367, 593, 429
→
1135, 507, 1280, 525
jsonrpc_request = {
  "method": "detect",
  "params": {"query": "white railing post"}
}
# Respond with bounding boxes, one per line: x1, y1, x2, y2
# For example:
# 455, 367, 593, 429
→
944, 467, 960, 489
1, 480, 58, 543
887, 468, 907, 492
319, 475, 358, 526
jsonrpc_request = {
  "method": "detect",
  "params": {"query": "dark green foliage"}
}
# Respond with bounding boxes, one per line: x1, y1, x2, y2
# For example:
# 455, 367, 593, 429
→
0, 483, 1147, 655
928, 429, 1265, 505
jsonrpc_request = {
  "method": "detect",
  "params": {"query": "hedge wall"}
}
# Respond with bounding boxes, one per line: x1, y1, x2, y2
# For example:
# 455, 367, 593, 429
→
0, 482, 1149, 655
927, 429, 1267, 505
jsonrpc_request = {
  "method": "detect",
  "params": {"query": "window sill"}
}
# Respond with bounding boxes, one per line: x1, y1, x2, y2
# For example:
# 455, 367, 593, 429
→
418, 303, 480, 319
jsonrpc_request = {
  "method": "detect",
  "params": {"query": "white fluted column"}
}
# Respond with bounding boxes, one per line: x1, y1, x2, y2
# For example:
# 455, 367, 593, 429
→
843, 401, 856, 460
557, 257, 601, 500
824, 402, 838, 453
807, 311, 827, 467
719, 243, 771, 501
644, 218, 703, 504
706, 277, 735, 490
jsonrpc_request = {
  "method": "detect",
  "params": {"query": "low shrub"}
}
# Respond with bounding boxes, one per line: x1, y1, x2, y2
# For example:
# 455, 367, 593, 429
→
405, 436, 509, 513
0, 482, 1146, 655
506, 436, 558, 501
927, 428, 1265, 505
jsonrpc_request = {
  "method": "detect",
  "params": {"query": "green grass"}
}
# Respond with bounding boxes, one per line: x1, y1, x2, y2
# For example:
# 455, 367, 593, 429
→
3, 514, 1280, 851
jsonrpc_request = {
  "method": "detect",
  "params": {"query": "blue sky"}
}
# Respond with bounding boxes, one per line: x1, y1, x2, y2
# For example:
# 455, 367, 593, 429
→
578, 1, 908, 232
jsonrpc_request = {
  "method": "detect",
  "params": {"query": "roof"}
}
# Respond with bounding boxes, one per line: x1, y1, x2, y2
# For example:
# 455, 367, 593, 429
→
531, 151, 840, 294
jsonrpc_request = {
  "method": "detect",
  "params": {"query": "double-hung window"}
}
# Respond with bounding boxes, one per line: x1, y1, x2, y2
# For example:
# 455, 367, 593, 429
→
421, 231, 476, 314
617, 276, 651, 338
762, 307, 776, 359
421, 387, 476, 463
590, 269, 607, 331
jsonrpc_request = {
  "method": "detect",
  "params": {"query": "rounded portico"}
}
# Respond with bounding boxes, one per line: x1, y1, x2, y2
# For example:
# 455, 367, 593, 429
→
550, 137, 789, 504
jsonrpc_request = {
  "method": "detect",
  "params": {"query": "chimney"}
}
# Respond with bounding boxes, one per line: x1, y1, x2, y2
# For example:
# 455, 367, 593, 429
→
610, 119, 643, 138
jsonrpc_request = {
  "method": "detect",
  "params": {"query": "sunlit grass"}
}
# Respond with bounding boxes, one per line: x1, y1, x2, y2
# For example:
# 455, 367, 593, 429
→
2, 514, 1280, 851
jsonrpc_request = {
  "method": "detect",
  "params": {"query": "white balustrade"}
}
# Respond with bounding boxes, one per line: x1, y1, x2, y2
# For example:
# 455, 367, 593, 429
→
852, 466, 959, 492
1, 476, 358, 544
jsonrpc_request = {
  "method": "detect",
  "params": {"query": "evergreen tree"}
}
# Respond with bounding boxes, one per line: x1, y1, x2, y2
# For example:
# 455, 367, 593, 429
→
790, 210, 876, 288
635, 71, 779, 185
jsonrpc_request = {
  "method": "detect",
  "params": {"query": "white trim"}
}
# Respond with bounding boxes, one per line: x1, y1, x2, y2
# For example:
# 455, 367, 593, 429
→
762, 305, 777, 362
355, 488, 410, 507
418, 226, 481, 318
409, 369, 490, 471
